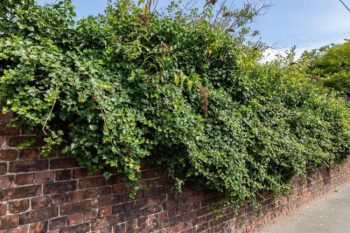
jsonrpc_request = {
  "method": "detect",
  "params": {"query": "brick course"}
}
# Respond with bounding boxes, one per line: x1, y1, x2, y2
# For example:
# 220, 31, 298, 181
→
1, 115, 350, 232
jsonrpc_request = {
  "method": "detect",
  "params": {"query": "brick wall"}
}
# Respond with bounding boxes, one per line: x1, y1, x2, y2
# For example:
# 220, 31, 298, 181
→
1, 111, 350, 233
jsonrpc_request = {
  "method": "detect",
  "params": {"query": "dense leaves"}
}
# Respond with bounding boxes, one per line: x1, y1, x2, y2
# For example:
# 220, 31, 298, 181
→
1, 0, 350, 205
302, 40, 350, 97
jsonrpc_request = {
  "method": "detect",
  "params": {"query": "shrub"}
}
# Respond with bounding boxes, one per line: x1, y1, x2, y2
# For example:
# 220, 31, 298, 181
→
302, 40, 350, 97
1, 0, 350, 205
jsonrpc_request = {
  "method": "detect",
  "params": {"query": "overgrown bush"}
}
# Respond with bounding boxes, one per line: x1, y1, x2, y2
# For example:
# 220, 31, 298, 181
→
1, 0, 350, 205
302, 40, 350, 97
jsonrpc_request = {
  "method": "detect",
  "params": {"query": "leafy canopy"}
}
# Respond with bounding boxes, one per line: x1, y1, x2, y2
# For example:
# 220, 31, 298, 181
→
302, 40, 350, 97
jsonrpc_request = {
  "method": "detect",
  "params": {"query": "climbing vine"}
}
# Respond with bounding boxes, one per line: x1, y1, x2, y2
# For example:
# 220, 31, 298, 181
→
1, 0, 350, 205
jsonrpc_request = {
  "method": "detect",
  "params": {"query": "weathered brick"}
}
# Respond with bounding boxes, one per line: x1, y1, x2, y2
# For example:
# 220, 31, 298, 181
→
18, 212, 30, 225
60, 223, 90, 233
18, 148, 39, 160
125, 219, 138, 232
50, 158, 79, 169
99, 186, 112, 196
91, 216, 119, 231
0, 175, 15, 189
25, 207, 58, 223
49, 217, 67, 230
7, 225, 28, 233
43, 181, 76, 194
114, 223, 126, 233
55, 170, 71, 181
0, 203, 6, 216
9, 160, 48, 173
98, 207, 112, 218
49, 193, 69, 206
73, 168, 100, 179
2, 185, 41, 200
138, 216, 149, 228
72, 189, 98, 202
29, 221, 47, 233
0, 125, 19, 136
0, 136, 7, 149
83, 210, 97, 221
16, 173, 34, 185
31, 196, 51, 209
0, 163, 7, 175
35, 171, 54, 184
67, 213, 82, 225
78, 177, 105, 190
0, 215, 19, 230
97, 226, 114, 233
60, 200, 91, 215
112, 184, 126, 194
9, 199, 29, 214
0, 150, 17, 161
95, 194, 130, 209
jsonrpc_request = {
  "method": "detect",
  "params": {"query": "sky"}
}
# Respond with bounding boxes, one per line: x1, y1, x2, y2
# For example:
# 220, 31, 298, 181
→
37, 0, 350, 54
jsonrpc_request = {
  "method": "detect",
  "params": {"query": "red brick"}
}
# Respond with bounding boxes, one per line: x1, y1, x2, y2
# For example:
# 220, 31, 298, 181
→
83, 210, 97, 221
49, 193, 69, 206
44, 181, 76, 194
83, 210, 97, 222
72, 189, 98, 202
29, 222, 47, 233
0, 163, 7, 175
35, 171, 54, 184
2, 185, 41, 200
101, 227, 114, 233
0, 136, 7, 149
18, 148, 39, 160
31, 196, 51, 209
60, 223, 90, 233
125, 219, 138, 231
91, 216, 119, 231
98, 207, 112, 218
99, 186, 112, 196
49, 217, 67, 230
112, 184, 126, 194
67, 213, 82, 225
50, 158, 79, 169
0, 150, 17, 161
79, 177, 105, 189
15, 173, 34, 185
0, 215, 19, 230
73, 168, 100, 179
60, 200, 91, 215
138, 216, 149, 228
23, 207, 58, 223
114, 223, 126, 233
9, 160, 48, 173
55, 170, 71, 181
0, 204, 6, 216
0, 175, 15, 189
8, 225, 28, 233
0, 125, 19, 135
9, 199, 29, 214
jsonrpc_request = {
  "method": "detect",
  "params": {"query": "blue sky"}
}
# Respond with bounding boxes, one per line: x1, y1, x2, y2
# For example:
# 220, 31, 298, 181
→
37, 0, 350, 51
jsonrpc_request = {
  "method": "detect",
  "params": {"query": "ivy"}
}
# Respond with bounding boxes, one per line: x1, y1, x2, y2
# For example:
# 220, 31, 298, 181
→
1, 0, 350, 206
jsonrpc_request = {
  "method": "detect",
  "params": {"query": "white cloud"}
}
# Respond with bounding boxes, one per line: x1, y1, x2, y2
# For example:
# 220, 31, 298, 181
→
262, 38, 350, 62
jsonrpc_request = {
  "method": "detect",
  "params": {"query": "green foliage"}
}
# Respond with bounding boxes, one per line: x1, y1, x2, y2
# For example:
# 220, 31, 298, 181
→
302, 40, 350, 96
1, 0, 350, 206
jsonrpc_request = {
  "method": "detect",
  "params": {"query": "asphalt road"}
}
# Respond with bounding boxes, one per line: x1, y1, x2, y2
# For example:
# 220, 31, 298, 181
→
258, 184, 350, 233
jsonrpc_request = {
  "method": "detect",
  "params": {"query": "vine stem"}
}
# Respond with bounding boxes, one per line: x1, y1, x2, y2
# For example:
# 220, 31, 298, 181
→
42, 97, 57, 135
